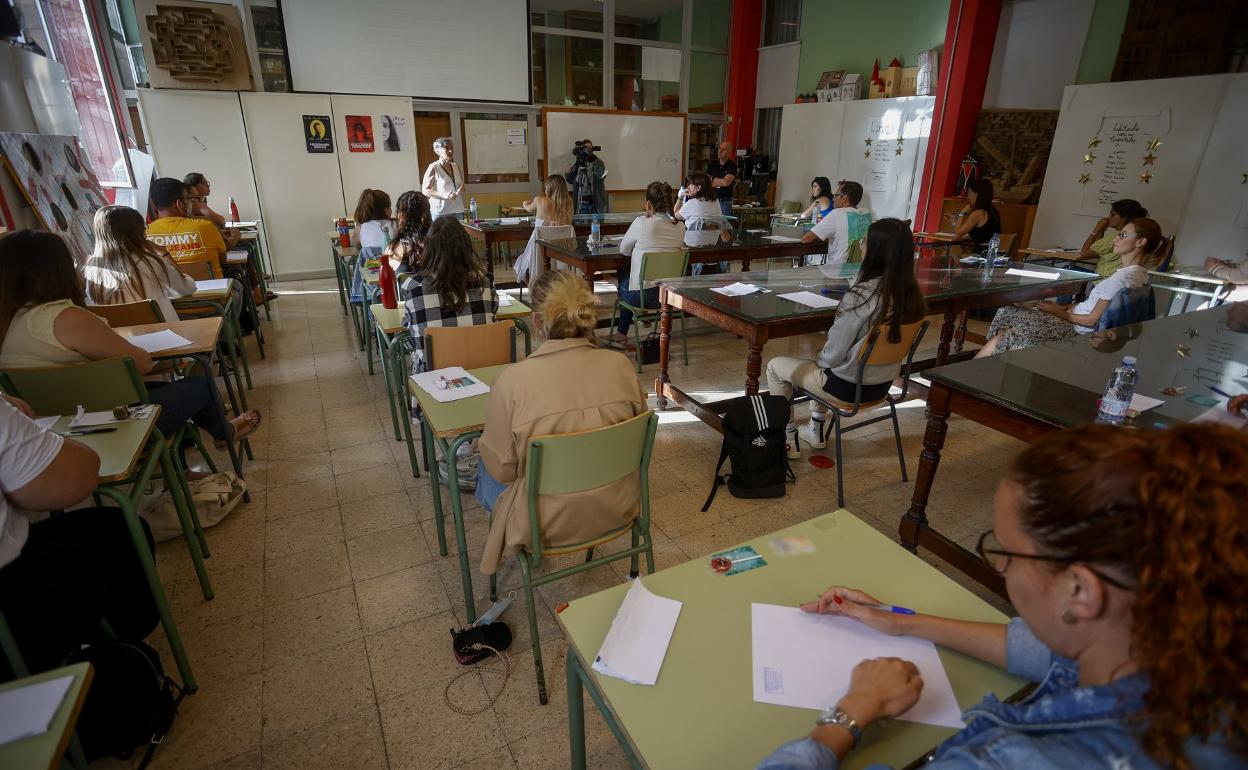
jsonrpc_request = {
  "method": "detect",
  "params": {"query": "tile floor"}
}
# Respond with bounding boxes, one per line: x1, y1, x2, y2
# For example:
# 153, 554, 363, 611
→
98, 275, 1024, 770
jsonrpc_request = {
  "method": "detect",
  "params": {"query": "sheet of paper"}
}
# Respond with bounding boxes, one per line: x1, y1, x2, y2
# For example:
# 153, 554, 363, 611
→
1129, 393, 1165, 413
499, 217, 523, 225
225, 220, 258, 228
225, 249, 249, 263
591, 579, 682, 686
747, 228, 768, 234
34, 416, 60, 431
778, 291, 840, 309
127, 330, 193, 353
710, 282, 762, 297
603, 234, 625, 242
762, 235, 801, 243
1193, 405, 1248, 430
69, 410, 119, 428
410, 367, 491, 403
751, 603, 964, 729
1004, 268, 1061, 280
497, 293, 514, 306
0, 674, 74, 745
195, 278, 230, 292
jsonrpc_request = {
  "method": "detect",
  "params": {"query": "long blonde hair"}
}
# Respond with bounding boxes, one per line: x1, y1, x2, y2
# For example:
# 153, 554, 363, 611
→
531, 270, 596, 341
542, 175, 573, 226
85, 205, 170, 305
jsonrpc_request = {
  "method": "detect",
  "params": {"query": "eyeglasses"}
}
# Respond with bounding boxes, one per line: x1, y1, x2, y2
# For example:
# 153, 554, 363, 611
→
974, 530, 1130, 590
1113, 231, 1139, 240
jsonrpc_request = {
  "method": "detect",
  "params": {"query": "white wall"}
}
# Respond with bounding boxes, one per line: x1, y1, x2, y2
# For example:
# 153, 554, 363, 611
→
982, 0, 1095, 110
329, 95, 420, 216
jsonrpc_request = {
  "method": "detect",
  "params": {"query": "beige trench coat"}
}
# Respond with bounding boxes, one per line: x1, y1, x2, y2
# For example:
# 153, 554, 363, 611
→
478, 337, 647, 575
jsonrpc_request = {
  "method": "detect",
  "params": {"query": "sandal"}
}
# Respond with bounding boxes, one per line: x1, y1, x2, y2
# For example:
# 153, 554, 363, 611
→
216, 409, 262, 448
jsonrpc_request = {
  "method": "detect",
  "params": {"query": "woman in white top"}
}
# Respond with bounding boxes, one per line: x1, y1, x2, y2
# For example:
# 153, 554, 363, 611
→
675, 172, 729, 276
83, 205, 196, 322
522, 174, 574, 227
611, 182, 686, 347
422, 137, 465, 219
976, 218, 1163, 357
351, 188, 394, 249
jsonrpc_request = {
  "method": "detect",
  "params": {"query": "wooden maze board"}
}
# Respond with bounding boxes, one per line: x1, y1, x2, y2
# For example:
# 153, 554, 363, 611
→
136, 0, 254, 90
0, 133, 108, 263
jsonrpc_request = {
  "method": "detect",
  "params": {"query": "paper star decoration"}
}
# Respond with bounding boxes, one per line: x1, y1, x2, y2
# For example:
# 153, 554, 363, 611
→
1242, 173, 1247, 185
895, 146, 903, 155
1078, 173, 1091, 184
1083, 153, 1096, 164
1087, 137, 1102, 148
1142, 152, 1157, 166
1139, 171, 1153, 184
864, 138, 872, 146
864, 150, 870, 159
1147, 138, 1163, 151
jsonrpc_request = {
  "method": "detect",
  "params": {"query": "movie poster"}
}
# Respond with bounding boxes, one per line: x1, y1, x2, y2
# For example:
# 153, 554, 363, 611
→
380, 115, 405, 152
346, 116, 375, 153
303, 115, 333, 153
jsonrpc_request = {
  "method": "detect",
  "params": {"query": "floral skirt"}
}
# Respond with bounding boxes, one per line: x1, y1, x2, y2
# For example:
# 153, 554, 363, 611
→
986, 306, 1076, 354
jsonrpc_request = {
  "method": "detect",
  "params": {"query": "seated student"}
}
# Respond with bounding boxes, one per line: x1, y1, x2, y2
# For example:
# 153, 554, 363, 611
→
0, 230, 261, 448
1204, 254, 1248, 304
475, 270, 647, 576
758, 422, 1248, 770
183, 172, 240, 249
399, 217, 497, 375
1081, 199, 1147, 277
146, 177, 228, 273
351, 188, 395, 250
976, 218, 1162, 357
83, 205, 197, 322
801, 180, 872, 266
799, 176, 835, 221
951, 179, 1002, 247
0, 395, 160, 677
385, 190, 432, 277
675, 172, 729, 275
515, 175, 576, 285
766, 218, 926, 458
610, 181, 687, 349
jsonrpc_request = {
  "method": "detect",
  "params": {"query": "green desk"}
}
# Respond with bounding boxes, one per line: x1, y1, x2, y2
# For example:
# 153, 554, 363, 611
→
328, 233, 356, 314
406, 364, 509, 623
0, 662, 93, 770
558, 510, 1023, 770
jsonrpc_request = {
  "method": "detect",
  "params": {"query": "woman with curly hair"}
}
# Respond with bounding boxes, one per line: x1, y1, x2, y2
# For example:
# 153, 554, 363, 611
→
759, 422, 1248, 770
385, 190, 432, 275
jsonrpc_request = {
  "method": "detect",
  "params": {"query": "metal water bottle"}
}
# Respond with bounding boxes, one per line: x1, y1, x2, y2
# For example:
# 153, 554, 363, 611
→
1096, 355, 1138, 425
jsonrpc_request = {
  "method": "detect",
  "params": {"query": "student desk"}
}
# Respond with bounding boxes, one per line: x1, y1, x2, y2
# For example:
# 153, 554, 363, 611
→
406, 364, 509, 622
653, 263, 1093, 429
1018, 247, 1097, 272
731, 204, 776, 228
327, 232, 357, 314
914, 231, 976, 260
902, 304, 1248, 595
1147, 267, 1235, 313
464, 213, 639, 268
0, 662, 93, 770
559, 509, 1024, 770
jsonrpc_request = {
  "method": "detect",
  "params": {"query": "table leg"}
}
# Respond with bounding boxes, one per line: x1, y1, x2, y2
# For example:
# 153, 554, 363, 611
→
953, 311, 968, 355
423, 419, 447, 554
656, 295, 672, 410
445, 433, 479, 623
900, 382, 952, 552
936, 308, 958, 366
745, 341, 764, 395
365, 307, 376, 376
567, 651, 587, 770
333, 246, 348, 314
377, 329, 401, 441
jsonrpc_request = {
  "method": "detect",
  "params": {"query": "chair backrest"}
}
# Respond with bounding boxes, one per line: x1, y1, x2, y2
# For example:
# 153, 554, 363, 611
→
685, 217, 723, 232
781, 200, 803, 214
997, 232, 1017, 259
639, 250, 689, 283
1150, 235, 1176, 272
180, 260, 216, 280
424, 320, 516, 370
1095, 286, 1156, 332
860, 319, 929, 366
91, 300, 164, 327
845, 239, 864, 264
516, 224, 576, 285
0, 356, 147, 416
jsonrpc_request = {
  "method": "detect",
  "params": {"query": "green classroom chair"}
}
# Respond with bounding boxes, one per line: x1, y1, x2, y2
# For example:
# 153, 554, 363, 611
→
781, 200, 803, 214
609, 250, 690, 372
845, 238, 864, 264
0, 610, 90, 769
492, 410, 658, 705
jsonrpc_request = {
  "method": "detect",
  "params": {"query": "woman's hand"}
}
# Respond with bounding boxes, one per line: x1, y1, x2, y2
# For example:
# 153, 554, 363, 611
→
2, 394, 35, 418
1093, 217, 1110, 236
800, 586, 906, 636
1229, 394, 1248, 419
838, 658, 925, 725
1205, 256, 1232, 272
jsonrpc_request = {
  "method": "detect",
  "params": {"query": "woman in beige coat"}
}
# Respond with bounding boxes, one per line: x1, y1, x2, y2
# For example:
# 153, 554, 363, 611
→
477, 270, 647, 575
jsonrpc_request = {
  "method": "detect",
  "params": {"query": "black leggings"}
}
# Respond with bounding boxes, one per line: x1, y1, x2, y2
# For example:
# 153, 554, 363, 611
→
0, 508, 159, 676
146, 377, 232, 440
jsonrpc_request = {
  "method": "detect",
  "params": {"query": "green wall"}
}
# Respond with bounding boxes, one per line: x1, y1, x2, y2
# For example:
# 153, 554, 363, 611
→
1075, 0, 1130, 84
796, 0, 950, 94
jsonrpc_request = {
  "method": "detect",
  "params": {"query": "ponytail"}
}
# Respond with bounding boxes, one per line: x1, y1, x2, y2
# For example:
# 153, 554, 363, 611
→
645, 181, 676, 223
531, 270, 598, 341
354, 188, 391, 225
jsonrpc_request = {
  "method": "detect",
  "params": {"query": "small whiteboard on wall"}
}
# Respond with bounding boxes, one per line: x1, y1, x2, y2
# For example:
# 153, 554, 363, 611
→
542, 108, 686, 191
464, 119, 529, 175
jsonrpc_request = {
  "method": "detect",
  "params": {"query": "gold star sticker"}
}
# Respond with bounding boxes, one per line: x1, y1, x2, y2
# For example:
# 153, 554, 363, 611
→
1242, 173, 1247, 185
895, 146, 903, 156
1087, 137, 1102, 148
896, 136, 905, 144
1147, 137, 1163, 151
864, 138, 872, 146
864, 150, 870, 159
1078, 173, 1091, 184
1142, 152, 1157, 166
1083, 153, 1096, 164
1139, 171, 1153, 184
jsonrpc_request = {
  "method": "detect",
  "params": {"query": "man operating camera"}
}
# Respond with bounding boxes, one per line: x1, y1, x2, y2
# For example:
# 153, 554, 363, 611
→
567, 139, 608, 215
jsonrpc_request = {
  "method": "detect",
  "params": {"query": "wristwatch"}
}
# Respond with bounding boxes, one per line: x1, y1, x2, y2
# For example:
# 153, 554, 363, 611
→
815, 707, 863, 748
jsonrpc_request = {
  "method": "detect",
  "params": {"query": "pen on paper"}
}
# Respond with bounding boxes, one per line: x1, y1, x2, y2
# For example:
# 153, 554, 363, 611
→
59, 427, 118, 436
833, 594, 916, 615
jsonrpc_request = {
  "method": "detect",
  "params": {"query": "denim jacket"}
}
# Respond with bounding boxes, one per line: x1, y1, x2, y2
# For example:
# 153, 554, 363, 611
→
757, 618, 1244, 770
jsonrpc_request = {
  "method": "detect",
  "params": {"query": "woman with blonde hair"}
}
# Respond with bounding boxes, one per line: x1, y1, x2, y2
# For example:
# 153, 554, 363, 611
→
83, 205, 197, 321
476, 270, 647, 575
515, 175, 576, 285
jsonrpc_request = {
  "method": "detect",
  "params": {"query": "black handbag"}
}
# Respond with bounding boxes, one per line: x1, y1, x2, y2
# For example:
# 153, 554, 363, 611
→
639, 330, 661, 365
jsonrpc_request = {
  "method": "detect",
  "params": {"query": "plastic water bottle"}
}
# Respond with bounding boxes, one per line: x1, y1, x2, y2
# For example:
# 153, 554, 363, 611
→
811, 208, 821, 225
1096, 355, 1138, 425
469, 197, 478, 223
590, 215, 602, 247
982, 233, 1000, 280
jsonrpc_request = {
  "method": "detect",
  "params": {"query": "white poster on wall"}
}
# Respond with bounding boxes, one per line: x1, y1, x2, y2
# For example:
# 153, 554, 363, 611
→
464, 119, 529, 176
835, 97, 933, 220
1076, 110, 1171, 215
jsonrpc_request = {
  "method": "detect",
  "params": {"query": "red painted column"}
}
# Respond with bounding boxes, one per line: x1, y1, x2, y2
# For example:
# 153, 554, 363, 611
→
723, 0, 763, 148
915, 0, 1002, 231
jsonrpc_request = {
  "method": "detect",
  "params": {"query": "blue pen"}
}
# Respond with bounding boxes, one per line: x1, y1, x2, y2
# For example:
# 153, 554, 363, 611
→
1209, 385, 1235, 400
836, 595, 915, 615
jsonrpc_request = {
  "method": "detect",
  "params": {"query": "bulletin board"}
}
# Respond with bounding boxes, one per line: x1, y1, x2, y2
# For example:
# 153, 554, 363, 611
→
463, 119, 529, 176
542, 108, 686, 192
329, 95, 420, 214
0, 132, 109, 262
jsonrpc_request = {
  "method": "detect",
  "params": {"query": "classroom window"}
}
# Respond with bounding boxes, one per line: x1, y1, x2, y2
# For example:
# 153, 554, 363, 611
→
614, 43, 680, 112
615, 0, 683, 44
529, 2, 604, 33
532, 33, 604, 107
691, 0, 732, 49
763, 0, 802, 47
688, 51, 727, 114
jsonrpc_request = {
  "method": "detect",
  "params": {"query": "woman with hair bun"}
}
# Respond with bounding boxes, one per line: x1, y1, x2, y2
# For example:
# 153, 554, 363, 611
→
611, 180, 687, 348
476, 270, 647, 576
760, 422, 1248, 770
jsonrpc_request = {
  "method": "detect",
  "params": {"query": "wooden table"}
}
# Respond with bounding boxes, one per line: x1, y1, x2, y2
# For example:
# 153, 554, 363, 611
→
654, 262, 1093, 430
560, 509, 1024, 770
0, 662, 93, 770
405, 364, 510, 622
465, 213, 639, 268
901, 304, 1248, 594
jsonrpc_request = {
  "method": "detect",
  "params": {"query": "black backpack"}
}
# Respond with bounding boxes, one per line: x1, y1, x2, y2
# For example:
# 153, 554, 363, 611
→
64, 640, 183, 767
702, 394, 794, 511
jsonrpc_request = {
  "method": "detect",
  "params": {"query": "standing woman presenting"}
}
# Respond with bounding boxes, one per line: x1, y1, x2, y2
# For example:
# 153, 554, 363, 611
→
422, 137, 465, 220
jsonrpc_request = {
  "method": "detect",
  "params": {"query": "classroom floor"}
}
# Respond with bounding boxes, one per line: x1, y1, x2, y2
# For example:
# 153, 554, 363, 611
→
95, 275, 1021, 770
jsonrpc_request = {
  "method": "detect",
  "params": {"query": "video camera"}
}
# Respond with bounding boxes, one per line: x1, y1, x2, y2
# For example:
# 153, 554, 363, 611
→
573, 143, 602, 163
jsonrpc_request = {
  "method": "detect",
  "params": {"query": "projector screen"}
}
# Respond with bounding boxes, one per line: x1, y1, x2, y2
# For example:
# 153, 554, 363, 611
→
280, 0, 531, 103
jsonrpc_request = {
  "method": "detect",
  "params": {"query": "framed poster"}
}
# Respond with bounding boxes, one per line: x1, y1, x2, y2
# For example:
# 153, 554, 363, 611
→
345, 115, 374, 152
303, 115, 333, 153
0, 132, 108, 262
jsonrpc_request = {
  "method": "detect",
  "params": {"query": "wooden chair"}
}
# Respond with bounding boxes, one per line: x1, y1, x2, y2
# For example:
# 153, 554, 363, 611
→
793, 320, 929, 507
496, 411, 659, 704
609, 250, 690, 372
91, 299, 163, 327
179, 260, 217, 280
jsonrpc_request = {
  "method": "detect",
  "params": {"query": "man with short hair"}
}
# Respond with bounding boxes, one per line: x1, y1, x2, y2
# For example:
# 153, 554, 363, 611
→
801, 180, 872, 266
146, 177, 228, 271
707, 141, 738, 217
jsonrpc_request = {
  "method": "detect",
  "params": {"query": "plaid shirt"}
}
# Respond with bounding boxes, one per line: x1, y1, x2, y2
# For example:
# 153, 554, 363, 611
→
400, 272, 498, 374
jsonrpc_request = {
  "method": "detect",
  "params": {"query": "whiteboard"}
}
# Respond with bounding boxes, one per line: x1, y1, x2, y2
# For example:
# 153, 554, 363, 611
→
463, 119, 528, 176
542, 109, 686, 192
329, 95, 420, 216
776, 101, 845, 208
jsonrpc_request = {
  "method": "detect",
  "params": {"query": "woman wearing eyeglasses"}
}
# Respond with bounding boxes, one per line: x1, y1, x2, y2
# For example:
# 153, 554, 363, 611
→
975, 218, 1162, 357
759, 422, 1248, 770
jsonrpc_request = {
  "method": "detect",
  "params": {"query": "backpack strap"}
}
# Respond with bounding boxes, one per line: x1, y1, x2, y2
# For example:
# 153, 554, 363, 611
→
701, 443, 731, 512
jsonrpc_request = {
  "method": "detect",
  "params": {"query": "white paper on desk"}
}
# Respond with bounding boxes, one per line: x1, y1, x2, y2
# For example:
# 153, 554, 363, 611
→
747, 228, 768, 234
1128, 393, 1165, 413
1005, 268, 1061, 280
710, 282, 762, 297
778, 291, 840, 309
499, 217, 523, 225
751, 604, 964, 729
225, 249, 249, 263
410, 367, 490, 403
762, 235, 801, 243
497, 293, 514, 306
34, 416, 59, 431
1194, 405, 1248, 430
0, 674, 74, 744
127, 330, 193, 353
195, 278, 230, 292
602, 234, 625, 243
69, 409, 118, 428
592, 579, 682, 686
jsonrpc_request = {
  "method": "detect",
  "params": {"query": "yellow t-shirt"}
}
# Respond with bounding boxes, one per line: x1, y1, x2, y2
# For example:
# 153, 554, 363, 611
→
1091, 229, 1119, 277
146, 217, 226, 268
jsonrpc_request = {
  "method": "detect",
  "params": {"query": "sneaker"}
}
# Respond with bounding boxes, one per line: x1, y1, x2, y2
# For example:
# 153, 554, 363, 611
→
785, 426, 801, 460
800, 420, 827, 450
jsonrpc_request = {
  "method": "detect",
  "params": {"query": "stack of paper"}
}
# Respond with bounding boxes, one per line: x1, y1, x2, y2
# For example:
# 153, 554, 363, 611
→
499, 217, 523, 225
0, 674, 73, 745
1195, 405, 1248, 430
1004, 268, 1060, 280
127, 330, 193, 353
497, 293, 514, 306
592, 579, 682, 686
410, 367, 491, 403
762, 235, 801, 243
710, 282, 762, 297
195, 278, 230, 292
778, 291, 839, 309
225, 249, 249, 263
